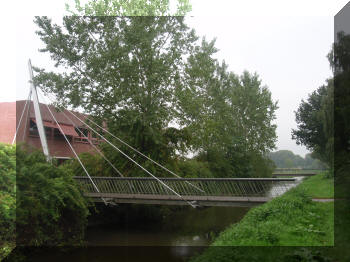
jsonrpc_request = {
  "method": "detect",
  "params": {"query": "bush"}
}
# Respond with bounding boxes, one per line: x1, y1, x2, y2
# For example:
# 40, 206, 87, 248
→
16, 145, 90, 246
176, 159, 213, 178
0, 144, 16, 260
191, 184, 334, 261
63, 152, 110, 177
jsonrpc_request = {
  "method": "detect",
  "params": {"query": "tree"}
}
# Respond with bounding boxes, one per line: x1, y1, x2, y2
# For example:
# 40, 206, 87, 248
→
177, 39, 278, 177
0, 144, 16, 260
33, 16, 278, 178
328, 31, 350, 154
33, 16, 198, 175
268, 150, 326, 169
291, 79, 333, 167
65, 0, 192, 16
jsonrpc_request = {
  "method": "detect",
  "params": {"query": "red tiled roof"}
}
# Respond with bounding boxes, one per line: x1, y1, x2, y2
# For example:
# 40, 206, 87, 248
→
0, 100, 89, 144
15, 100, 87, 127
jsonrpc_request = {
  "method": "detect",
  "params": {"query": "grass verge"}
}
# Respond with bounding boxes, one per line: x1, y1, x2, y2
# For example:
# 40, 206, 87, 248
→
298, 173, 334, 199
190, 175, 334, 262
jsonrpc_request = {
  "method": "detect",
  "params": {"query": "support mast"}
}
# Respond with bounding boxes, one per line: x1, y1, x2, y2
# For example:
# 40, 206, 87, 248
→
28, 59, 50, 160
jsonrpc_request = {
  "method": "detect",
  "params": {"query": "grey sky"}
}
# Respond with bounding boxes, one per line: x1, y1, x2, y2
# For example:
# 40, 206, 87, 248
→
2, 0, 348, 157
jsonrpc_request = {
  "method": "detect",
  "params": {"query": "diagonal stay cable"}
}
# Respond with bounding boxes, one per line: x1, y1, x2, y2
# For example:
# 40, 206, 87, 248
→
40, 92, 124, 177
73, 127, 124, 177
22, 96, 32, 141
12, 90, 32, 145
38, 92, 108, 205
49, 105, 124, 177
40, 91, 203, 193
81, 114, 204, 193
58, 103, 197, 208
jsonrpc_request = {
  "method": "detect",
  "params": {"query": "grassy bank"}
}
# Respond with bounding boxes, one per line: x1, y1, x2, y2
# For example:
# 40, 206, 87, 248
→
298, 172, 334, 198
190, 173, 334, 261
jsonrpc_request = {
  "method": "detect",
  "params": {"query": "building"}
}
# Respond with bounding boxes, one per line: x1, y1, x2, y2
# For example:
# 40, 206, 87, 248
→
0, 100, 100, 159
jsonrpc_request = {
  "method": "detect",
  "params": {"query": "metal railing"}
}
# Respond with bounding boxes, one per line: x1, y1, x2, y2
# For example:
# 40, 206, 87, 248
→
74, 177, 296, 198
272, 168, 325, 175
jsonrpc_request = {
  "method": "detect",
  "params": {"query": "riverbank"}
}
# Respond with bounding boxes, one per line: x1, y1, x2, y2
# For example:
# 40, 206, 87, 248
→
190, 173, 334, 261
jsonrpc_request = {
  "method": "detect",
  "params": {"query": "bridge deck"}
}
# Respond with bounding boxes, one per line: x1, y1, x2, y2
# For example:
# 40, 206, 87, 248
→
75, 176, 298, 207
85, 193, 271, 207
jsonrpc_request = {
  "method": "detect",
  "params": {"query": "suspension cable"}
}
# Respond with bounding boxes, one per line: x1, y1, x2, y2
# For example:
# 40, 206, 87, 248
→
74, 108, 204, 193
45, 98, 124, 177
12, 91, 32, 145
38, 89, 198, 208
41, 91, 203, 192
22, 98, 31, 141
39, 91, 124, 177
38, 91, 108, 205
54, 100, 196, 208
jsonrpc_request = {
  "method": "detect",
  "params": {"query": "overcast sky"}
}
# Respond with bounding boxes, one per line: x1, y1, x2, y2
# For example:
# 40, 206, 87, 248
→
1, 0, 348, 157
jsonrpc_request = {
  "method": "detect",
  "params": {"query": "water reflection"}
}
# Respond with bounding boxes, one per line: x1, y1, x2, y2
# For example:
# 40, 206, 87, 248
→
267, 176, 304, 197
87, 206, 249, 247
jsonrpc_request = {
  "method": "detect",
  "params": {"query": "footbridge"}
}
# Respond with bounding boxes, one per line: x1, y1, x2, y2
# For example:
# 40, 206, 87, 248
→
74, 176, 298, 207
19, 64, 300, 208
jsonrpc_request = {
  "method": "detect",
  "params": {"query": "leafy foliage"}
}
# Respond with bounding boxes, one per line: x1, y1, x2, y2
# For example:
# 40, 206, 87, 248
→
65, 0, 192, 16
269, 150, 326, 169
34, 16, 198, 174
177, 40, 278, 177
190, 178, 334, 262
292, 80, 333, 168
329, 32, 350, 156
16, 145, 90, 246
33, 16, 278, 178
65, 152, 111, 177
291, 33, 350, 172
0, 144, 16, 260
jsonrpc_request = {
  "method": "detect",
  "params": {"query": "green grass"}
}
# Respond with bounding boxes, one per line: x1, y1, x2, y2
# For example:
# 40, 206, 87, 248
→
210, 188, 334, 246
298, 172, 334, 199
190, 173, 335, 262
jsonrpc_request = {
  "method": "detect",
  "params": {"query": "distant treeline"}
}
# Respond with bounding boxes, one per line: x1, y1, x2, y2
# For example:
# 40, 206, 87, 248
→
268, 150, 327, 169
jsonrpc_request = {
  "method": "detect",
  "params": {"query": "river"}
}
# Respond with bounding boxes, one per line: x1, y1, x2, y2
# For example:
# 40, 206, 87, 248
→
23, 177, 302, 262
25, 205, 250, 262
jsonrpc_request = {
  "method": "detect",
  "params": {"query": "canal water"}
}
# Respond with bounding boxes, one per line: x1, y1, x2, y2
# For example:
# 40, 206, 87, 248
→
22, 178, 302, 262
24, 205, 250, 262
86, 205, 250, 247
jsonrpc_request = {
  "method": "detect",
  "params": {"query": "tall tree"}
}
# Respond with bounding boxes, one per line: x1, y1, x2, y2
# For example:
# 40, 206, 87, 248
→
33, 16, 278, 178
328, 31, 350, 154
291, 79, 333, 167
65, 0, 192, 16
177, 39, 278, 177
33, 16, 197, 174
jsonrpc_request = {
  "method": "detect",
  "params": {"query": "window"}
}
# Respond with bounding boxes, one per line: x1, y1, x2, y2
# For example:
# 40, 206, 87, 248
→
45, 126, 52, 138
74, 127, 89, 143
91, 130, 99, 139
54, 128, 72, 142
54, 128, 64, 139
29, 119, 39, 136
76, 127, 89, 138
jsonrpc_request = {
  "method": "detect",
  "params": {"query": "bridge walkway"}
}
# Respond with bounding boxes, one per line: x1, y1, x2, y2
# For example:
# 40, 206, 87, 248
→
74, 176, 298, 207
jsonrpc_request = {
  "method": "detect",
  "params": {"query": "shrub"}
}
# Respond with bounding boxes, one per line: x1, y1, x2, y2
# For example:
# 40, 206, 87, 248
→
16, 145, 90, 246
0, 143, 16, 260
63, 152, 109, 177
176, 159, 213, 178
